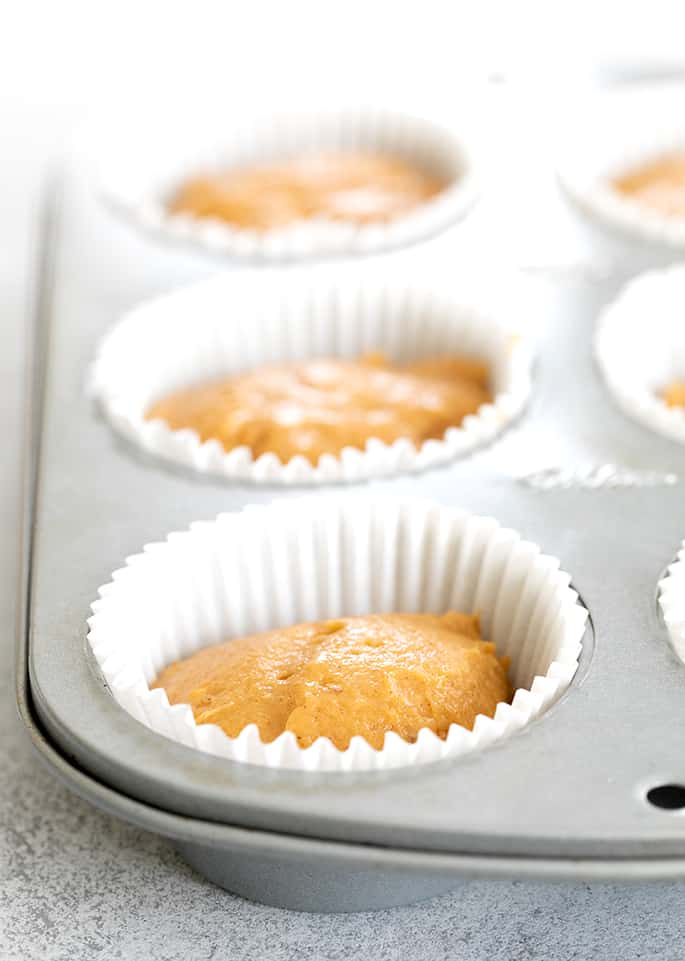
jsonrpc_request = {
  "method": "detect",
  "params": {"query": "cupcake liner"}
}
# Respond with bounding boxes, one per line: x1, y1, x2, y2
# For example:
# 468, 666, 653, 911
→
658, 543, 685, 662
595, 265, 685, 445
558, 103, 685, 248
91, 271, 532, 485
87, 496, 587, 772
99, 108, 478, 262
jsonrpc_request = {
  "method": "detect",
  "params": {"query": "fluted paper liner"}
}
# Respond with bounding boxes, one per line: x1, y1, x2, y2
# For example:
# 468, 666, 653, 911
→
91, 271, 532, 484
87, 497, 587, 771
595, 266, 685, 445
99, 108, 478, 262
558, 107, 685, 248
659, 543, 685, 663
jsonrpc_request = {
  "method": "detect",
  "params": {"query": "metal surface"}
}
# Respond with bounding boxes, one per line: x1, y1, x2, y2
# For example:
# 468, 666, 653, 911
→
17, 162, 685, 909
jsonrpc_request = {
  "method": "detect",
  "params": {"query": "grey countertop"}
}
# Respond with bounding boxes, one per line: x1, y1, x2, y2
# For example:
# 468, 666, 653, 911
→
5, 665, 685, 961
3, 161, 685, 961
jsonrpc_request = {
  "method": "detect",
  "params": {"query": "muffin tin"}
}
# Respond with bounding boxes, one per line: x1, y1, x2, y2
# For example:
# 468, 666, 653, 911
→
17, 147, 685, 912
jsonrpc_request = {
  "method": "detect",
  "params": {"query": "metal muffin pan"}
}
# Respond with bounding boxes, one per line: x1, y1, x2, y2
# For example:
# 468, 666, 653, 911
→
18, 163, 685, 912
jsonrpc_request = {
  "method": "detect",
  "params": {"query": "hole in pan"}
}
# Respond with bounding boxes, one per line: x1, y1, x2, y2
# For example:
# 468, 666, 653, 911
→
645, 783, 685, 812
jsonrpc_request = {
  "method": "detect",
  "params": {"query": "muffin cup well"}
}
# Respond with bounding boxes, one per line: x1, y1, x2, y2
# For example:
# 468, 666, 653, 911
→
595, 266, 685, 445
99, 108, 478, 262
90, 271, 532, 485
87, 497, 587, 772
658, 543, 685, 663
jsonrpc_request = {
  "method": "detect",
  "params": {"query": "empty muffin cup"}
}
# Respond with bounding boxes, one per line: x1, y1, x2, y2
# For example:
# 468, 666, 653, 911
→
99, 108, 478, 262
87, 497, 588, 772
595, 265, 685, 445
90, 270, 532, 484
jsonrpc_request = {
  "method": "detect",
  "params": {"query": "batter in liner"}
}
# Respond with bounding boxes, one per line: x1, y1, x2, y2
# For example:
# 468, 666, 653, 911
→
612, 154, 685, 218
169, 151, 446, 229
145, 352, 491, 464
153, 612, 511, 750
663, 382, 685, 407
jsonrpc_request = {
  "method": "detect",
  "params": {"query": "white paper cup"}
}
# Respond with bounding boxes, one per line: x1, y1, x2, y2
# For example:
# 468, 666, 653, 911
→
87, 496, 587, 772
99, 108, 478, 262
91, 270, 532, 485
659, 543, 685, 662
557, 86, 685, 248
595, 265, 685, 445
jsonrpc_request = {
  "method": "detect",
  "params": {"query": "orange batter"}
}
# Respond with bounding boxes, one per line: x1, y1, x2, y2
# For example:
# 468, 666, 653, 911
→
168, 151, 446, 229
146, 353, 491, 464
153, 612, 511, 750
612, 154, 685, 218
663, 382, 685, 407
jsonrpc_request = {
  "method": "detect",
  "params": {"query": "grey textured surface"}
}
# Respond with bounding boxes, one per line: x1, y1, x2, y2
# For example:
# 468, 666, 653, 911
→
4, 726, 685, 961
4, 157, 685, 961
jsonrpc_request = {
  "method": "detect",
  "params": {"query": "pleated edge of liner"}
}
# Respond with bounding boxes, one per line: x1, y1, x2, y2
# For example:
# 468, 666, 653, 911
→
658, 543, 685, 663
92, 388, 528, 485
86, 507, 588, 772
110, 172, 481, 261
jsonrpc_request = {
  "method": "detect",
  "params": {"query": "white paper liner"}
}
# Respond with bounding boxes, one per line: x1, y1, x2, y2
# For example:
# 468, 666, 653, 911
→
595, 265, 685, 445
87, 497, 587, 772
558, 107, 685, 248
99, 108, 478, 262
91, 270, 532, 485
658, 542, 685, 663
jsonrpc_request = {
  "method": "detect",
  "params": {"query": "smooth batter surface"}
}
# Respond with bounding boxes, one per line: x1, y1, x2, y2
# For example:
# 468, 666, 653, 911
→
663, 382, 685, 407
168, 151, 446, 228
153, 612, 511, 750
146, 353, 491, 464
612, 154, 685, 218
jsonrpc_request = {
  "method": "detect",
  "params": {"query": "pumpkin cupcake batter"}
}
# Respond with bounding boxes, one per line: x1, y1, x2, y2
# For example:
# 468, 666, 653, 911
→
612, 154, 685, 218
663, 382, 685, 407
152, 612, 511, 750
145, 352, 491, 465
169, 151, 446, 229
